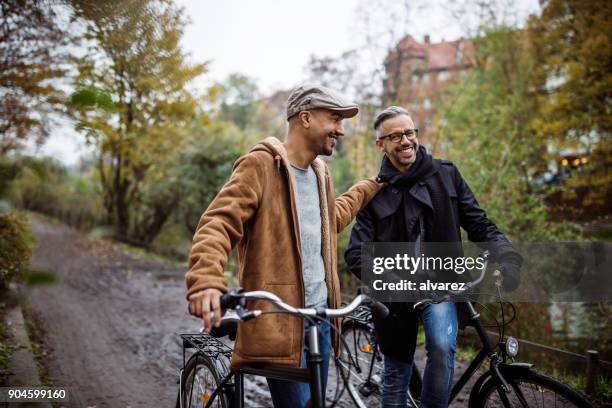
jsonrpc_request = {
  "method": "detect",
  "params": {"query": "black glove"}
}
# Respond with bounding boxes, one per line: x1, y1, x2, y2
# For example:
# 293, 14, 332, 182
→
499, 253, 522, 292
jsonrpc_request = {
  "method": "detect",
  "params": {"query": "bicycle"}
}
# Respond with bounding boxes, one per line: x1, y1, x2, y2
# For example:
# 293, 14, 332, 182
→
177, 288, 390, 408
336, 251, 594, 408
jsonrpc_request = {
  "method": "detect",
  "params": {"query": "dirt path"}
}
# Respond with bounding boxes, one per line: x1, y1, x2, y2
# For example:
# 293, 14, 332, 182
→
26, 215, 475, 407
27, 216, 200, 407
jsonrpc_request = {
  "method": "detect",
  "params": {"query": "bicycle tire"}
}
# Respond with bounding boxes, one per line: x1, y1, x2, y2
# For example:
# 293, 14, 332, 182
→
337, 323, 385, 408
178, 353, 230, 408
473, 369, 593, 408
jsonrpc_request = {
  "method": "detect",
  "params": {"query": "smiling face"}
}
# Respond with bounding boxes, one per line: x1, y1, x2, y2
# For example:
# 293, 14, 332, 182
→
305, 109, 345, 156
375, 114, 419, 172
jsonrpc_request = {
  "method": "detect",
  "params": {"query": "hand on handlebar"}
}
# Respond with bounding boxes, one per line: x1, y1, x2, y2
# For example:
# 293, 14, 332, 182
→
188, 288, 223, 333
204, 287, 389, 323
498, 254, 522, 292
358, 286, 390, 320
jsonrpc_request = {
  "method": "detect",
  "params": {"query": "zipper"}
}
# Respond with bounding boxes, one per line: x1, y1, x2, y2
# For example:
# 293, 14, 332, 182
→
325, 172, 337, 311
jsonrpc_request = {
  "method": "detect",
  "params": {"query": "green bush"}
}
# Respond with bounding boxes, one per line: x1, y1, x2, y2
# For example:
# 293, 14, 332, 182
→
10, 167, 62, 214
56, 175, 104, 230
7, 156, 104, 230
0, 158, 20, 198
0, 212, 36, 289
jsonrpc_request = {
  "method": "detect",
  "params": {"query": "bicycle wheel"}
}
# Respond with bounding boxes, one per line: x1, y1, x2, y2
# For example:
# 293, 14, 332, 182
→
474, 369, 593, 408
179, 353, 230, 408
337, 323, 385, 408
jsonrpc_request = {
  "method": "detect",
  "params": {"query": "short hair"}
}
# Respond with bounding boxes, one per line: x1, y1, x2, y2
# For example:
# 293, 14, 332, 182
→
373, 106, 411, 138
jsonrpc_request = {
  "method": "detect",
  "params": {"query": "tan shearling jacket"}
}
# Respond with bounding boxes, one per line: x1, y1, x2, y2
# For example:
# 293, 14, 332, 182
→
186, 137, 381, 368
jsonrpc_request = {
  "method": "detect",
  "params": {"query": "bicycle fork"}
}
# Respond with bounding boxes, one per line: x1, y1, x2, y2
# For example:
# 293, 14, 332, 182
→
467, 302, 515, 407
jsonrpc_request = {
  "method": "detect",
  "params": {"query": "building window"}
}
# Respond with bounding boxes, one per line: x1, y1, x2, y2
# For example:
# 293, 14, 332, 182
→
456, 41, 465, 64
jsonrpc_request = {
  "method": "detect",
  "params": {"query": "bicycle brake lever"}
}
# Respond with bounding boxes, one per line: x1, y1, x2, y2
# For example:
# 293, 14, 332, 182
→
201, 310, 242, 334
414, 294, 451, 309
209, 309, 242, 323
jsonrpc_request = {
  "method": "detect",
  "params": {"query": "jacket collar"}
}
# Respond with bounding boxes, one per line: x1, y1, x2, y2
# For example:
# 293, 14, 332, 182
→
250, 136, 327, 178
251, 136, 290, 168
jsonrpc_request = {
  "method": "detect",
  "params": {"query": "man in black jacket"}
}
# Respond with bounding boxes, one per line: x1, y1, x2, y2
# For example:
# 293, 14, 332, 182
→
345, 106, 522, 408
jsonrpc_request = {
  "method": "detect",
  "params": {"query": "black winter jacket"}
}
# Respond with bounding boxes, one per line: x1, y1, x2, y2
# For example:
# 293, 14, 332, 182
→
345, 150, 520, 362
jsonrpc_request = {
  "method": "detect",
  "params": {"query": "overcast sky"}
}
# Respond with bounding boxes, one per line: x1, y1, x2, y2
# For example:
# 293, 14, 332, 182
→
36, 0, 540, 165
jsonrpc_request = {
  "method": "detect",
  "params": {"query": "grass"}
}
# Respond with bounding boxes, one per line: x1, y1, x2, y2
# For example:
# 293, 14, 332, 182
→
0, 341, 9, 377
546, 369, 612, 397
457, 345, 480, 362
22, 269, 57, 286
19, 299, 54, 389
527, 366, 612, 407
416, 330, 425, 346
112, 238, 186, 267
0, 269, 56, 386
0, 291, 12, 385
0, 324, 10, 385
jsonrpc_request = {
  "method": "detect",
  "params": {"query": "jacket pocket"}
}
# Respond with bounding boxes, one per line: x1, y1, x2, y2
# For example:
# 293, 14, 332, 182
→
236, 283, 298, 359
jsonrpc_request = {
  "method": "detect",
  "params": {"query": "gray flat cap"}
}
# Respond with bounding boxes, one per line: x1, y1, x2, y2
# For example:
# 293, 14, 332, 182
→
286, 83, 359, 120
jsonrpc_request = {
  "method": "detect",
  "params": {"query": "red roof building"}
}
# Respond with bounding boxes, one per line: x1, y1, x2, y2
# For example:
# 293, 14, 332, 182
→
383, 34, 475, 151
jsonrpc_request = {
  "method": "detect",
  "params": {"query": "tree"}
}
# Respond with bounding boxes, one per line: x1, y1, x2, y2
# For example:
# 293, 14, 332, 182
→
214, 73, 260, 130
0, 0, 70, 155
440, 26, 578, 241
174, 121, 244, 235
69, 0, 207, 244
528, 0, 612, 211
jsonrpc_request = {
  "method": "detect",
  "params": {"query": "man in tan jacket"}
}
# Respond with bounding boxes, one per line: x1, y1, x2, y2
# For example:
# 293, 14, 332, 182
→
186, 84, 381, 407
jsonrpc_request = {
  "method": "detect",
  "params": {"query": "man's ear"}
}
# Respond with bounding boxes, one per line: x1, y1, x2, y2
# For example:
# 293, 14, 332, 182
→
298, 111, 311, 129
375, 139, 385, 152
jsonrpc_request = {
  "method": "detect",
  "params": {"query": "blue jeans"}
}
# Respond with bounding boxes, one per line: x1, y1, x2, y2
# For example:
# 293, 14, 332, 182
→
382, 301, 458, 408
267, 319, 332, 408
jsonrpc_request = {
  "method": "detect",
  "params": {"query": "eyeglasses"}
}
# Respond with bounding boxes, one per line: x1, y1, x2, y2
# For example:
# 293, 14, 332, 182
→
378, 128, 419, 143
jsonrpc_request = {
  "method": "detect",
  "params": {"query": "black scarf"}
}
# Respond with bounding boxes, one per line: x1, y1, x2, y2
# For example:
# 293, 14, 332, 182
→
378, 146, 434, 188
378, 147, 454, 243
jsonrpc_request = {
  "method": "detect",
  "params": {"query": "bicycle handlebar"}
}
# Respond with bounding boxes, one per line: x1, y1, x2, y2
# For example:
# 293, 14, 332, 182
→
212, 288, 389, 326
208, 250, 498, 327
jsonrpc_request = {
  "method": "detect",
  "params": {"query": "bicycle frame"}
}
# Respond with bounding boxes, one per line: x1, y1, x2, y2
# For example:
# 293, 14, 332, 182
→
447, 301, 514, 405
340, 300, 518, 407
181, 323, 328, 408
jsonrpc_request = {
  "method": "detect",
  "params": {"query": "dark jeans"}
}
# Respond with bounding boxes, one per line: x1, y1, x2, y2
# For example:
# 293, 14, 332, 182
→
382, 301, 458, 408
267, 319, 332, 408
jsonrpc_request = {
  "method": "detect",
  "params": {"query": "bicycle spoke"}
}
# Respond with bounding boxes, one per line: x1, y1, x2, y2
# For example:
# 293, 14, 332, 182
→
530, 383, 539, 408
480, 372, 591, 408
337, 358, 364, 382
188, 364, 196, 408
339, 325, 386, 408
